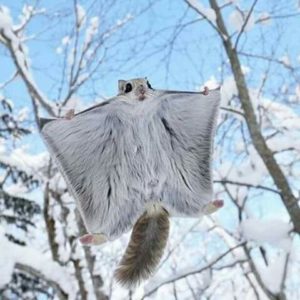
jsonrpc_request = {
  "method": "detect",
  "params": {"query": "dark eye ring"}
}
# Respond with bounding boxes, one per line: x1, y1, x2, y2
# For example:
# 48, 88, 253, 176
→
124, 83, 132, 93
147, 81, 152, 89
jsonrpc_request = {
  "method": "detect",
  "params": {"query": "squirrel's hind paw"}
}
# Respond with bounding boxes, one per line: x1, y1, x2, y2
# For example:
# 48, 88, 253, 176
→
203, 199, 224, 215
79, 233, 107, 246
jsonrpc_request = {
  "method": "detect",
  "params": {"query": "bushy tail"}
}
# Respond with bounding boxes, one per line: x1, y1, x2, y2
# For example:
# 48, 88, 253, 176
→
115, 204, 169, 287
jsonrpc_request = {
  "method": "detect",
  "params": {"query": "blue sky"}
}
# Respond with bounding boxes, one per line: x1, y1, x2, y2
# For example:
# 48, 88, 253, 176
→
1, 0, 299, 111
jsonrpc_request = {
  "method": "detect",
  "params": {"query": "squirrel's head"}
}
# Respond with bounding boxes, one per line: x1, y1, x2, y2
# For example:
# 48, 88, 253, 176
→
118, 78, 154, 102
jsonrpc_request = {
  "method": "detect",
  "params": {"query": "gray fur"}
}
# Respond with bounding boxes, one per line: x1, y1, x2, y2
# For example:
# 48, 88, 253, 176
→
40, 86, 220, 239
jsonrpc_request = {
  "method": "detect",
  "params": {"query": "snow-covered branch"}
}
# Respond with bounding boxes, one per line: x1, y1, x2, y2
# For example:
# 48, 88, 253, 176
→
0, 6, 55, 117
198, 0, 300, 235
60, 3, 133, 106
14, 2, 45, 33
143, 243, 246, 298
0, 232, 76, 299
184, 0, 228, 41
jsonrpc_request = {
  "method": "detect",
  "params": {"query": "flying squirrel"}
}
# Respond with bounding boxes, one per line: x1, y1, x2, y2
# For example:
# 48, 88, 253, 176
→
40, 78, 223, 287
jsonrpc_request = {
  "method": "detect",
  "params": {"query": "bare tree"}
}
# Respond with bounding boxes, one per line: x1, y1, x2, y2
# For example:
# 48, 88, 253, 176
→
1, 1, 299, 299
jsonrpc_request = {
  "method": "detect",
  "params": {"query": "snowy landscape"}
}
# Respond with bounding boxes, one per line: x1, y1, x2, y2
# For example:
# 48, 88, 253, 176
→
0, 0, 300, 299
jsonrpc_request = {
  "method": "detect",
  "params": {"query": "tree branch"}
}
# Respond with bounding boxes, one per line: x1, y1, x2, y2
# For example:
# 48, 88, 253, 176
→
143, 243, 246, 299
15, 263, 68, 300
214, 179, 280, 194
184, 0, 227, 41
234, 0, 258, 49
206, 0, 300, 233
0, 27, 55, 117
0, 232, 76, 300
75, 210, 108, 300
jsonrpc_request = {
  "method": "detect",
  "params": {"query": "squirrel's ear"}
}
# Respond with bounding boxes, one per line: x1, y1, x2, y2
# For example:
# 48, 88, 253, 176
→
118, 80, 126, 92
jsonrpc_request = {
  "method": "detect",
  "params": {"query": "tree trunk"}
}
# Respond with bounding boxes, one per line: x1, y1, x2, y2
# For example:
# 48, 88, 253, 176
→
209, 0, 300, 234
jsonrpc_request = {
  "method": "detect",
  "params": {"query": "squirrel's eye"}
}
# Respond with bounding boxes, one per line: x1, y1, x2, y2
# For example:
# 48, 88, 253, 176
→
147, 81, 152, 89
125, 83, 132, 93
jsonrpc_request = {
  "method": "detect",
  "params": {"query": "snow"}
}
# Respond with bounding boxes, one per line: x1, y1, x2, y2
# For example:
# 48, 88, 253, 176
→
241, 65, 250, 75
0, 230, 76, 298
221, 76, 237, 105
229, 11, 244, 31
84, 16, 99, 46
5, 182, 29, 195
0, 7, 54, 113
115, 13, 133, 27
64, 95, 83, 111
241, 219, 292, 251
281, 84, 288, 94
0, 254, 14, 287
103, 14, 133, 39
56, 46, 63, 54
229, 10, 255, 32
280, 55, 291, 67
258, 253, 287, 294
62, 35, 71, 45
14, 4, 46, 32
77, 73, 89, 85
76, 4, 86, 28
55, 221, 71, 263
65, 202, 78, 237
0, 145, 48, 184
49, 172, 67, 193
17, 5, 33, 28
90, 16, 99, 28
145, 243, 241, 296
68, 48, 75, 66
17, 107, 30, 122
249, 88, 260, 109
0, 6, 12, 29
201, 76, 219, 90
22, 4, 33, 15
186, 0, 216, 22
268, 133, 300, 153
261, 98, 300, 152
217, 144, 269, 189
262, 98, 298, 123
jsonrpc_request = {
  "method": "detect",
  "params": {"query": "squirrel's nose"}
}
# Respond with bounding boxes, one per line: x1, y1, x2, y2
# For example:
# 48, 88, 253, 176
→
138, 85, 146, 94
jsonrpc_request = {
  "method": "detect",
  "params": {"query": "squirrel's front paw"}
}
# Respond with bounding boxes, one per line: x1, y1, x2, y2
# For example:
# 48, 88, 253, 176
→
65, 109, 75, 120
